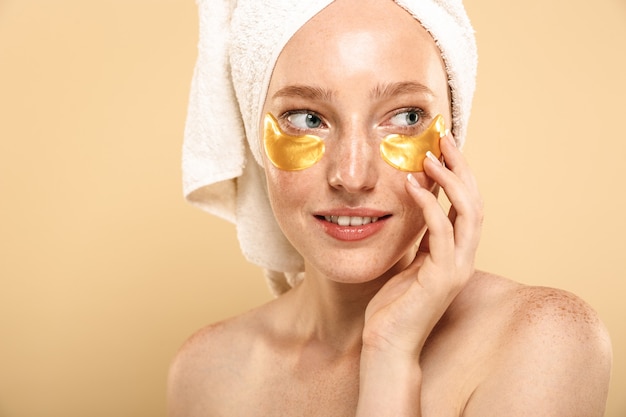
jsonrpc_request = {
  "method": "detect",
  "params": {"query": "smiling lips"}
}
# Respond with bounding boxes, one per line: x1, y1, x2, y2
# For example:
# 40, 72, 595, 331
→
323, 215, 381, 226
317, 213, 389, 241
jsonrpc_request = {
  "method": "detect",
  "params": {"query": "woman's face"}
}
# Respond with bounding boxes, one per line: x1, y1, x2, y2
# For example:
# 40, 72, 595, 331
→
260, 0, 451, 283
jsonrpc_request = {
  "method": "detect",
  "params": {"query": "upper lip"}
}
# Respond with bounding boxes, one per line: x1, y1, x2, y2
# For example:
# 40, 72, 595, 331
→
313, 207, 390, 218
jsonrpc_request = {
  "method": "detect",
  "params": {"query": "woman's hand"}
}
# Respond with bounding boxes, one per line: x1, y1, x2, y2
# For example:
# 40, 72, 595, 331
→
356, 132, 482, 416
362, 131, 483, 357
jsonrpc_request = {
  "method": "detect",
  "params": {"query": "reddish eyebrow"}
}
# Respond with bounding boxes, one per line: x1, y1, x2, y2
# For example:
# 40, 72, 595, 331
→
370, 81, 435, 100
272, 85, 335, 102
271, 81, 435, 102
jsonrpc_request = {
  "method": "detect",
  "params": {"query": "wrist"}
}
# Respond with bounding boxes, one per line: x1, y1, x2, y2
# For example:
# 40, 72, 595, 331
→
357, 348, 423, 417
360, 346, 422, 383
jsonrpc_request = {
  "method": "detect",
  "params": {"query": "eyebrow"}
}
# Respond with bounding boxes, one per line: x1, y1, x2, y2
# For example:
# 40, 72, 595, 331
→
272, 85, 335, 102
271, 81, 435, 102
370, 81, 435, 100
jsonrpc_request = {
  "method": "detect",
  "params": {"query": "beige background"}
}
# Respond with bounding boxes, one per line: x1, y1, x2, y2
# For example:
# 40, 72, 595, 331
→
0, 0, 624, 416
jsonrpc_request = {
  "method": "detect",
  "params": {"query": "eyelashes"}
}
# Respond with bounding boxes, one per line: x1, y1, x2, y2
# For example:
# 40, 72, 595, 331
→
284, 111, 327, 132
388, 108, 428, 132
263, 112, 445, 172
279, 108, 429, 135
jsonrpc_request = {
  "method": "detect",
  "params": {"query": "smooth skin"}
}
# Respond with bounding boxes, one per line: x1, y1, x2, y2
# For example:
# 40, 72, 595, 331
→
168, 1, 612, 416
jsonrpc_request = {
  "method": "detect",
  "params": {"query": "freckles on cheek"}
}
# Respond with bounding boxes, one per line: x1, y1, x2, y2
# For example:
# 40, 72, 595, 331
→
264, 168, 311, 211
265, 167, 296, 194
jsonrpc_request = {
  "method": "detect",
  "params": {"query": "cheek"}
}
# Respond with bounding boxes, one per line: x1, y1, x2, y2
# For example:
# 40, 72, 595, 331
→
264, 169, 290, 212
264, 167, 311, 216
264, 168, 319, 249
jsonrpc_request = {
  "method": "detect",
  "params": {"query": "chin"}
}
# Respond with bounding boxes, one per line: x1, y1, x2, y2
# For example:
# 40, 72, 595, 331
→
304, 249, 414, 285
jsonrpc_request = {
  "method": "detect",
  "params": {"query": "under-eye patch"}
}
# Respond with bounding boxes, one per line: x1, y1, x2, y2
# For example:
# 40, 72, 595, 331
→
263, 113, 325, 171
380, 114, 446, 172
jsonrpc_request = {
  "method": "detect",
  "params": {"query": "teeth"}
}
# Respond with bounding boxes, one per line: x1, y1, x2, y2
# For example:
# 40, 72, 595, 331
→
351, 216, 366, 226
323, 215, 380, 226
338, 216, 350, 226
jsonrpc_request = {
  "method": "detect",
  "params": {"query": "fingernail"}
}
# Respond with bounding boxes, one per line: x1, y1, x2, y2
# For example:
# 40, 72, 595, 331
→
407, 173, 420, 187
426, 151, 441, 165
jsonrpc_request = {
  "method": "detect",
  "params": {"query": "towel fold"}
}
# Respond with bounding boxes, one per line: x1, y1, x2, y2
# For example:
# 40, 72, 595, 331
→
183, 0, 478, 295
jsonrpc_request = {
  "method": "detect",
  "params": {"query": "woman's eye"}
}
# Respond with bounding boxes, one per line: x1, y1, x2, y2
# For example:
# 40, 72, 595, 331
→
287, 112, 324, 130
390, 110, 421, 127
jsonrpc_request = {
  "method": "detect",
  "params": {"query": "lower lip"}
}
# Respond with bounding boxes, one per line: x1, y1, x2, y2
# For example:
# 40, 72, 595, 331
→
317, 217, 388, 241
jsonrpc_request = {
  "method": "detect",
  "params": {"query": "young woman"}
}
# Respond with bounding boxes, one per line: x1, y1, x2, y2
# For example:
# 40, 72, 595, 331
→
169, 0, 612, 415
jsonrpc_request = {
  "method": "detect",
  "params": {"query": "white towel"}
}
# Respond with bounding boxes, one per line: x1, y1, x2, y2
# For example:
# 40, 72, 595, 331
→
182, 0, 478, 295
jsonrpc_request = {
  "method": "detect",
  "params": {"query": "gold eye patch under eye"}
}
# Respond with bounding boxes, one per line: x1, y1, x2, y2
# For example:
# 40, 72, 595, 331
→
380, 114, 446, 172
263, 113, 325, 171
263, 113, 445, 172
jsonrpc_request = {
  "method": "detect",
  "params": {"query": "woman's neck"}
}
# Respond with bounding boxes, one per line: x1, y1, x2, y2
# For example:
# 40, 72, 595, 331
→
285, 268, 394, 354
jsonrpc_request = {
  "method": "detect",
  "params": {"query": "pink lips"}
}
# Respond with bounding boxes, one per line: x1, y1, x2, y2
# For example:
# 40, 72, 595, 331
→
315, 209, 390, 242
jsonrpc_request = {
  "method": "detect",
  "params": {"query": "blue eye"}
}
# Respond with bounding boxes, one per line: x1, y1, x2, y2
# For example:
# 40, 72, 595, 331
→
287, 112, 324, 129
390, 110, 421, 127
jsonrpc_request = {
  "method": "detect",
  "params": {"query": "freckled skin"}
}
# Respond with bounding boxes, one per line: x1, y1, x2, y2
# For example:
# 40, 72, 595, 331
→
515, 287, 598, 327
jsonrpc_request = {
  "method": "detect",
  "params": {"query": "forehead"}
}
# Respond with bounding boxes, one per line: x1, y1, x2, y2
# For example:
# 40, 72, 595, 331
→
268, 0, 446, 96
303, 0, 433, 39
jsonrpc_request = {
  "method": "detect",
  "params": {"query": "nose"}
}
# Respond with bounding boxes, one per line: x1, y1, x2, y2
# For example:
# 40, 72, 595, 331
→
326, 125, 378, 193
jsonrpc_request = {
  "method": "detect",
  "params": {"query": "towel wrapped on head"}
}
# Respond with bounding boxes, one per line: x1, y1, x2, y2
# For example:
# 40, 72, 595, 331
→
182, 0, 478, 295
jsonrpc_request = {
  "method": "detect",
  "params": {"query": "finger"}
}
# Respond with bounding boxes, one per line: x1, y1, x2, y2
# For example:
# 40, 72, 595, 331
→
406, 173, 455, 265
423, 152, 475, 223
417, 205, 457, 254
440, 133, 479, 193
423, 147, 482, 265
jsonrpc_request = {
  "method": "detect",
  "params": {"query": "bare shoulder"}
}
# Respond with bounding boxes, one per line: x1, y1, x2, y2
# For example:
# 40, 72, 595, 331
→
462, 270, 611, 340
462, 271, 613, 417
508, 280, 610, 341
166, 306, 271, 417
499, 273, 612, 367
168, 314, 247, 377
